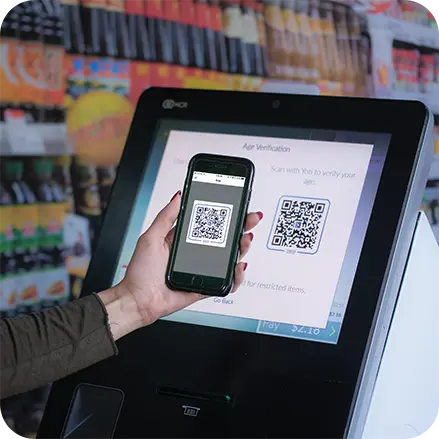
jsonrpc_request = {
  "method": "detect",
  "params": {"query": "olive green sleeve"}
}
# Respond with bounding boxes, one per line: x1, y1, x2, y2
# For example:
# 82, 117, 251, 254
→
1, 294, 118, 400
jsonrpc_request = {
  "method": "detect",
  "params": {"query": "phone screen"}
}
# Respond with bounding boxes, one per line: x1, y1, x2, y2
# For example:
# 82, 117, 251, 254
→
173, 170, 246, 279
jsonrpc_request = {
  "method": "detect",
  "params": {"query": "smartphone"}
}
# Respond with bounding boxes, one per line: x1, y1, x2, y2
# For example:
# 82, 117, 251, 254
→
166, 153, 255, 296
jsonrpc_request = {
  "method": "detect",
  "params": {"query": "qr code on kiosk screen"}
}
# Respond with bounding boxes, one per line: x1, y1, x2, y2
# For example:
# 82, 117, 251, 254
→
186, 200, 233, 248
267, 196, 330, 255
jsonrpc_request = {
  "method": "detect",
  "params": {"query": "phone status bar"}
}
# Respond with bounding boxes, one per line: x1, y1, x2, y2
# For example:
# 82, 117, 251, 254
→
193, 171, 245, 187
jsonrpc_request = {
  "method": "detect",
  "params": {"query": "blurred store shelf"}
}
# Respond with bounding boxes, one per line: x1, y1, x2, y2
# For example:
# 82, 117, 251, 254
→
0, 123, 72, 156
424, 188, 439, 204
368, 14, 439, 49
66, 255, 90, 279
428, 154, 439, 181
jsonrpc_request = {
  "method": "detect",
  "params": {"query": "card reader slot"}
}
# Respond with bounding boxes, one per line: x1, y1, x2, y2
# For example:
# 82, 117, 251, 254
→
156, 385, 233, 406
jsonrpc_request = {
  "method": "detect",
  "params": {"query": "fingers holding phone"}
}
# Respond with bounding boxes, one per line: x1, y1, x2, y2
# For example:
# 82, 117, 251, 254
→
118, 183, 262, 327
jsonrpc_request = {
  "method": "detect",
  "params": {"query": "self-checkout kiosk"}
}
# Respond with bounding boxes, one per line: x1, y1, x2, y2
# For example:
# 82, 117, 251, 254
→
38, 89, 438, 439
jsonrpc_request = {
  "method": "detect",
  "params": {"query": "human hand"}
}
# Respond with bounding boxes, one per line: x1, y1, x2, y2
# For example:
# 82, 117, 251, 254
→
99, 191, 263, 340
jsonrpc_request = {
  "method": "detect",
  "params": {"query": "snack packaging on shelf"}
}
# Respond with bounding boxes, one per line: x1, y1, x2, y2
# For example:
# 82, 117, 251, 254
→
0, 182, 17, 318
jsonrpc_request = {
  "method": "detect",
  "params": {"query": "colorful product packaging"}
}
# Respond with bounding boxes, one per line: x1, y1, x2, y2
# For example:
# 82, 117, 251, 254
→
40, 267, 70, 306
0, 39, 20, 106
112, 59, 130, 97
65, 54, 87, 100
129, 62, 151, 104
45, 48, 65, 109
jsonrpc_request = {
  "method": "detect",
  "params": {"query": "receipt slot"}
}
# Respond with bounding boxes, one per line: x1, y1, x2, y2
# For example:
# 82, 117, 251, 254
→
38, 89, 437, 438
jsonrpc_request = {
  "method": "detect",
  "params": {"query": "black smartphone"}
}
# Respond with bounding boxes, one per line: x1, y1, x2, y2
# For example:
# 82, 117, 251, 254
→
166, 153, 255, 296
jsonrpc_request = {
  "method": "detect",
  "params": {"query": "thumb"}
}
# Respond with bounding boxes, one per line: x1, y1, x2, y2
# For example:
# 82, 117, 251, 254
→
149, 191, 181, 238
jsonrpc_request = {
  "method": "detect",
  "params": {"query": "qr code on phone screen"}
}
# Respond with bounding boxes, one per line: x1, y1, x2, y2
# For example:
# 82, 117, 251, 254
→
267, 196, 330, 255
186, 200, 233, 248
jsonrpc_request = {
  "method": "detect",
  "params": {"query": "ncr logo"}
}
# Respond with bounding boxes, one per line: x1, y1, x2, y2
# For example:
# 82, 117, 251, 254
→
162, 99, 188, 110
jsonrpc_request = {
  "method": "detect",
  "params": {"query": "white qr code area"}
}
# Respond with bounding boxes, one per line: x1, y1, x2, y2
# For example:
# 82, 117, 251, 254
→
267, 196, 330, 255
186, 200, 234, 248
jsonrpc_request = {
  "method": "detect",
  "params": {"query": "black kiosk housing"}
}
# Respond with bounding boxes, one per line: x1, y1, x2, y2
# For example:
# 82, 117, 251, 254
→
38, 89, 433, 438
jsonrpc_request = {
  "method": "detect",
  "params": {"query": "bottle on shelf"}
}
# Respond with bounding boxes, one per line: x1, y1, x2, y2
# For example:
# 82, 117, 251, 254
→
254, 1, 269, 77
191, 0, 210, 70
61, 0, 87, 100
0, 182, 17, 319
179, 0, 198, 68
208, 0, 229, 73
163, 0, 179, 65
106, 0, 131, 97
347, 8, 366, 97
333, 3, 355, 96
80, 0, 109, 93
242, 0, 261, 77
281, 0, 300, 82
419, 49, 436, 94
309, 0, 330, 84
358, 13, 372, 96
2, 160, 41, 314
0, 6, 21, 121
19, 1, 46, 124
70, 274, 84, 300
144, 0, 173, 65
411, 49, 421, 94
222, 0, 247, 75
125, 0, 150, 62
395, 46, 409, 92
319, 1, 342, 86
264, 0, 287, 79
170, 1, 190, 68
81, 0, 107, 57
42, 0, 65, 125
203, 0, 220, 72
71, 157, 102, 251
393, 43, 423, 94
97, 166, 117, 212
53, 155, 75, 214
28, 158, 68, 309
107, 0, 130, 59
62, 0, 85, 55
295, 0, 317, 84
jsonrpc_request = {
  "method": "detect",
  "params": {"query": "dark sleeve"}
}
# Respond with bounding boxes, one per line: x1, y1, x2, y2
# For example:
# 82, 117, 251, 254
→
1, 294, 118, 400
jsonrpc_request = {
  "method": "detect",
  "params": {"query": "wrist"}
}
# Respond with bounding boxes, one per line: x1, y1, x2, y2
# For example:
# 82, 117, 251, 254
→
98, 285, 144, 341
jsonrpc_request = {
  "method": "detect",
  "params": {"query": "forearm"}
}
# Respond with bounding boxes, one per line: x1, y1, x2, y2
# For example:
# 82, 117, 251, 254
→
97, 285, 143, 341
0, 290, 139, 400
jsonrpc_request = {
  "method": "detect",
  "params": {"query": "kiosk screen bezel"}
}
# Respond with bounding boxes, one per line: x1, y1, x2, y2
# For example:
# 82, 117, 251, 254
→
82, 88, 429, 384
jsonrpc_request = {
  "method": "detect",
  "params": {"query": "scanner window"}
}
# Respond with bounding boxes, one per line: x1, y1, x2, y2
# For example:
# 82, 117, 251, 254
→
61, 384, 124, 439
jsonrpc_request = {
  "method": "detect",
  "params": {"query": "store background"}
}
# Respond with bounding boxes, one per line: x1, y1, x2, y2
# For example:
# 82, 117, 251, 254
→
0, 0, 438, 437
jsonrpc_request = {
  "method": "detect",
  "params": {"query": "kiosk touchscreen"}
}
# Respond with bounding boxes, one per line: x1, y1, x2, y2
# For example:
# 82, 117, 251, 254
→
38, 89, 433, 439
